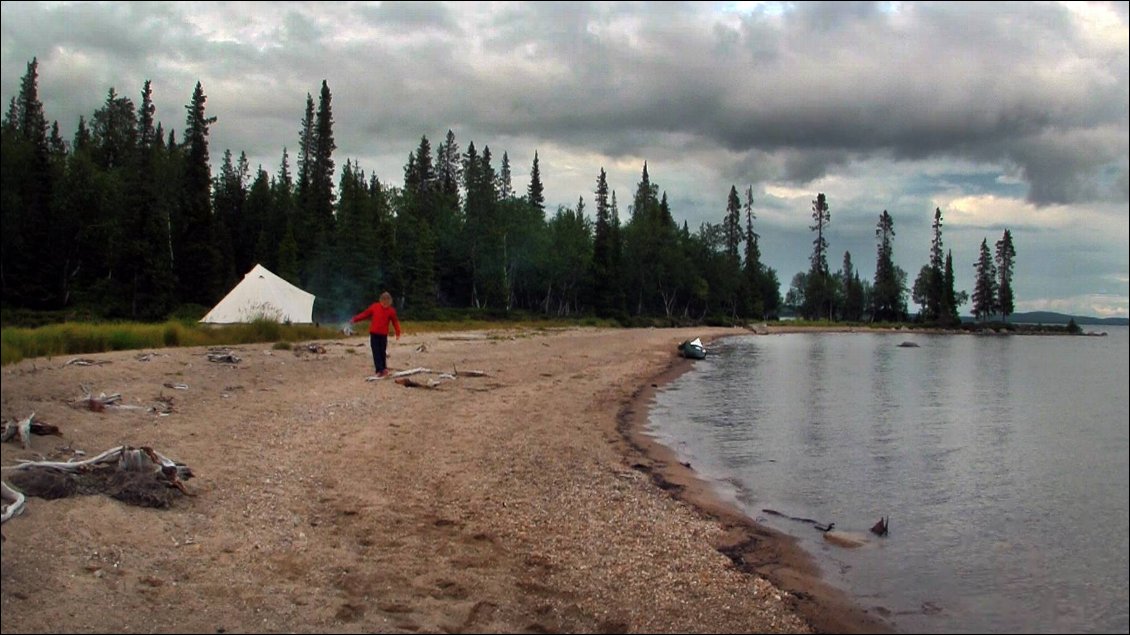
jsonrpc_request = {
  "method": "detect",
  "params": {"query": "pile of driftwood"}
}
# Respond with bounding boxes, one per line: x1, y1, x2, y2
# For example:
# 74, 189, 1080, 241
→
367, 367, 490, 389
4, 445, 194, 509
70, 385, 174, 415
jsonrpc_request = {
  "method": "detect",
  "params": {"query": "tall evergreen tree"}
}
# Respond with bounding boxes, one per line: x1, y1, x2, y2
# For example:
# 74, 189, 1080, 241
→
622, 164, 684, 317
872, 210, 904, 321
723, 185, 742, 262
928, 207, 945, 318
1, 58, 55, 307
972, 238, 997, 321
272, 149, 300, 284
398, 136, 439, 309
294, 93, 315, 259
804, 193, 832, 319
741, 185, 764, 318
461, 141, 504, 307
309, 80, 336, 247
498, 151, 513, 199
840, 251, 865, 321
435, 129, 461, 202
943, 250, 965, 323
995, 229, 1016, 319
212, 149, 250, 285
174, 81, 222, 306
90, 87, 138, 170
526, 151, 544, 213
609, 190, 624, 313
591, 167, 617, 316
127, 79, 176, 318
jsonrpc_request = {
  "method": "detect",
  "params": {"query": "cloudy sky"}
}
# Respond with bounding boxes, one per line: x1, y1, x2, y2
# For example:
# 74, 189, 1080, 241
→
3, 1, 1127, 318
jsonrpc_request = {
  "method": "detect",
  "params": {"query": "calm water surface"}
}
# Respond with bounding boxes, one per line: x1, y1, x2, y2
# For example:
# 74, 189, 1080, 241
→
648, 327, 1129, 633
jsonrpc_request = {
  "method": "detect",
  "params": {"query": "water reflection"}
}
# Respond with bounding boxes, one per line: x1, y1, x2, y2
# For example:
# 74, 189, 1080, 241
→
649, 328, 1130, 634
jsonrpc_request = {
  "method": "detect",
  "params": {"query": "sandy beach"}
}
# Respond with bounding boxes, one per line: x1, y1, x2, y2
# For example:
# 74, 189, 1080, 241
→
1, 326, 889, 633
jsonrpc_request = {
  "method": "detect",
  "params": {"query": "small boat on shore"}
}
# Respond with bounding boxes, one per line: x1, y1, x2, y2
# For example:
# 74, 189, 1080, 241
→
678, 338, 707, 360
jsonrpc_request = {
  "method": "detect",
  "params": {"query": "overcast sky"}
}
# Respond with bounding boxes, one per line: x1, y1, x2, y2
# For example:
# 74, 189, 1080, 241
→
3, 1, 1127, 318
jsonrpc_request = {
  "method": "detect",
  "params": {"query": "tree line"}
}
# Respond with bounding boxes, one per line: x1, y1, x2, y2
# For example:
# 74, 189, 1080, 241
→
1, 59, 1015, 325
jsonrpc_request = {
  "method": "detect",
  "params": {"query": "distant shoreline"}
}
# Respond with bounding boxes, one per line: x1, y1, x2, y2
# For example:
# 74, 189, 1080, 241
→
747, 321, 1103, 336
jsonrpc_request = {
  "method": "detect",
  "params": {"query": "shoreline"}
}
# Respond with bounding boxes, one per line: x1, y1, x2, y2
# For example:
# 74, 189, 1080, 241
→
618, 333, 893, 634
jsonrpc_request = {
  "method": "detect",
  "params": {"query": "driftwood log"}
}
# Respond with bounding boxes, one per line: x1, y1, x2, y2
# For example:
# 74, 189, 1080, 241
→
206, 351, 241, 364
1, 413, 62, 449
5, 445, 194, 508
63, 358, 111, 367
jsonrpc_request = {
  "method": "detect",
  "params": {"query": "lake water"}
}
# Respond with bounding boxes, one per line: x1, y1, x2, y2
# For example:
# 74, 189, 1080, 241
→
647, 326, 1129, 634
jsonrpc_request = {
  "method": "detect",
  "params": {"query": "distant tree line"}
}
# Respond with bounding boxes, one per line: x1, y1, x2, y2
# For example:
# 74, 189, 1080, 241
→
1, 59, 1015, 325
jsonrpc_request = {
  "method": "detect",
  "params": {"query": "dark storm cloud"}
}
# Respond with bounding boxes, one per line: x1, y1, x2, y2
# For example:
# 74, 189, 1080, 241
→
1, 1, 1125, 316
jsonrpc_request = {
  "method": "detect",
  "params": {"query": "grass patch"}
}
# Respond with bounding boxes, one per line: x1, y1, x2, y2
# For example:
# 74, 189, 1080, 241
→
2, 319, 341, 366
2, 313, 645, 366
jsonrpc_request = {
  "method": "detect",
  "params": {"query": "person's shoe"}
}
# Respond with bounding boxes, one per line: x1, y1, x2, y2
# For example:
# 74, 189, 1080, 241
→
378, 369, 390, 378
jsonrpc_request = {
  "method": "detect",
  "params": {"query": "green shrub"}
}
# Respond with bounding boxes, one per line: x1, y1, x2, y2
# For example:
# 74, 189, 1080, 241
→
163, 322, 182, 346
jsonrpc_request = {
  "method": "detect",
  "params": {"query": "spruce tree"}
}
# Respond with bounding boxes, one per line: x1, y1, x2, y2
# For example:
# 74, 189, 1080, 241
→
742, 186, 764, 318
310, 80, 336, 247
591, 168, 616, 316
498, 151, 513, 199
995, 229, 1016, 319
724, 185, 742, 262
294, 94, 315, 260
804, 193, 832, 319
841, 251, 865, 321
526, 151, 544, 213
927, 207, 945, 320
174, 81, 222, 306
436, 129, 461, 202
943, 250, 961, 324
872, 210, 903, 321
272, 149, 300, 283
972, 238, 998, 321
128, 79, 176, 318
2, 58, 55, 307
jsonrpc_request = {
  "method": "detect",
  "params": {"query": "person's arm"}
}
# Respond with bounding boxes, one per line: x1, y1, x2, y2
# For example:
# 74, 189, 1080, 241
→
391, 310, 401, 339
351, 304, 373, 323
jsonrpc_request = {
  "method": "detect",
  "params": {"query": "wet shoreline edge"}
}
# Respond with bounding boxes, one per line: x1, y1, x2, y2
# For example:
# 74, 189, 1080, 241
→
616, 332, 894, 634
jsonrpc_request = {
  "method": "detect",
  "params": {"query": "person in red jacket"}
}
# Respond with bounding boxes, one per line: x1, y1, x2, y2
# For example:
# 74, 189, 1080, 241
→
352, 291, 401, 377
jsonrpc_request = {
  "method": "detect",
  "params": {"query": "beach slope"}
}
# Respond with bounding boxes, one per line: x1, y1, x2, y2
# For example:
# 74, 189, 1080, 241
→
1, 327, 867, 633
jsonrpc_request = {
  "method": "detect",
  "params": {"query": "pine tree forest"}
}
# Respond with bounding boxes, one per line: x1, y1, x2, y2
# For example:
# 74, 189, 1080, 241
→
2, 61, 1015, 326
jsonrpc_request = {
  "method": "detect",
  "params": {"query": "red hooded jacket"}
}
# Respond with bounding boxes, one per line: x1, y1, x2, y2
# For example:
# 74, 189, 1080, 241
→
351, 302, 401, 337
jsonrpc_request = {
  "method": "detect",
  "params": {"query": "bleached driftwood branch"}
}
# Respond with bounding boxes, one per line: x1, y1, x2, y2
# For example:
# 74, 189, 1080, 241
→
64, 358, 111, 367
453, 366, 490, 377
1, 481, 26, 525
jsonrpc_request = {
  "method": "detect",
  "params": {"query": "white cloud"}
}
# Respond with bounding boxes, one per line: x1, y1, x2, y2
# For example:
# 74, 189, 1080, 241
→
1018, 294, 1129, 319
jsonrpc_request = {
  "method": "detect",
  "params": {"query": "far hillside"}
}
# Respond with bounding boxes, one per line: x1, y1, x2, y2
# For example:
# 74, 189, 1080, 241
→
997, 312, 1128, 326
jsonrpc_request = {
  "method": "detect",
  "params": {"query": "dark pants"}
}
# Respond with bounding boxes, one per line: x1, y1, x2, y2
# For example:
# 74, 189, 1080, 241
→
370, 333, 388, 373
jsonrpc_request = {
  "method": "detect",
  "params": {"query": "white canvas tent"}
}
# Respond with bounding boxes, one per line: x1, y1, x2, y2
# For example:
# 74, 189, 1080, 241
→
200, 264, 316, 324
